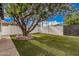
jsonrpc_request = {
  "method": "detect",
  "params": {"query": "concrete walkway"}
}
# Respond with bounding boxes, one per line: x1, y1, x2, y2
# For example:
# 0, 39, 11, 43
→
0, 36, 19, 56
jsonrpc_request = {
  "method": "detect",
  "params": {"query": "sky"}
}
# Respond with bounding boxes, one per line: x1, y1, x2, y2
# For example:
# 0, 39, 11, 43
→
48, 15, 64, 23
72, 3, 79, 10
47, 3, 79, 24
4, 3, 79, 24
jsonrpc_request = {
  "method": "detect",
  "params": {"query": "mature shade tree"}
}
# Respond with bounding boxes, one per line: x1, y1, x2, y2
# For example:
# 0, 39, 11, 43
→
6, 3, 72, 36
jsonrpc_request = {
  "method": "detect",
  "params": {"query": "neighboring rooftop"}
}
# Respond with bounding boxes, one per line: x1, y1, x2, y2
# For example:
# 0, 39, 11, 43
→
0, 20, 16, 26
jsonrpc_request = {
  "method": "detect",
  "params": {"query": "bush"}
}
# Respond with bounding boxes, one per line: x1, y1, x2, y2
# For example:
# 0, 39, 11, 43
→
64, 13, 79, 26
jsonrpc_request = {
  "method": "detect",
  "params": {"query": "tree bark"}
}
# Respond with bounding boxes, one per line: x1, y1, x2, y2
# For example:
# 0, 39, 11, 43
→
20, 28, 27, 36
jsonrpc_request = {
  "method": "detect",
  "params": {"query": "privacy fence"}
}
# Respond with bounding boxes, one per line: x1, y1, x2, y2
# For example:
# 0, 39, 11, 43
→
1, 25, 63, 35
63, 25, 79, 36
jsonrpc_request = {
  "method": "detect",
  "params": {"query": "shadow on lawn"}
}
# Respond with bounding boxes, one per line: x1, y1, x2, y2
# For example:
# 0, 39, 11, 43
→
11, 33, 79, 56
11, 36, 55, 56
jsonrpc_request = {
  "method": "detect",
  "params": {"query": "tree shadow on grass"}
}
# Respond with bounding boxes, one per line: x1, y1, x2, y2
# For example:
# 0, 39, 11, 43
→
11, 34, 79, 56
12, 39, 55, 56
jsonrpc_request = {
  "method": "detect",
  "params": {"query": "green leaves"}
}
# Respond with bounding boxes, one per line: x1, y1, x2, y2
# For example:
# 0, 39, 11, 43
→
6, 4, 31, 17
64, 13, 79, 25
6, 3, 72, 20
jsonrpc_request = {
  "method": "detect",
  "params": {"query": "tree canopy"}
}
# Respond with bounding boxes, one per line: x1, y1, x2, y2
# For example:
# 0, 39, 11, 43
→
6, 3, 73, 36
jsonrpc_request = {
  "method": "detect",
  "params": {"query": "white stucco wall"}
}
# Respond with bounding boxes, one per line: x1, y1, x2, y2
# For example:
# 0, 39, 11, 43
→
1, 25, 40, 35
1, 25, 23, 35
1, 25, 63, 36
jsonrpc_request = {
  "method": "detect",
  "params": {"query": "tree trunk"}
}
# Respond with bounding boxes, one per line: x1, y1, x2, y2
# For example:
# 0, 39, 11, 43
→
19, 26, 29, 36
22, 29, 29, 36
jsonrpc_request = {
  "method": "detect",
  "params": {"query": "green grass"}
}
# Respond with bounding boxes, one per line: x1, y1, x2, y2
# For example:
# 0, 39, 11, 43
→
11, 33, 79, 56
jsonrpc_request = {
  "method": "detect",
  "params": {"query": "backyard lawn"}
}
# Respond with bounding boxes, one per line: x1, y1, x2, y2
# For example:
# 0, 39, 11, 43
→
11, 33, 79, 56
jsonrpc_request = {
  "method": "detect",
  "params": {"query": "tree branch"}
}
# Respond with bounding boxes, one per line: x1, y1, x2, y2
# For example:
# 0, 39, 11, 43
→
28, 18, 36, 31
29, 19, 41, 32
21, 12, 34, 20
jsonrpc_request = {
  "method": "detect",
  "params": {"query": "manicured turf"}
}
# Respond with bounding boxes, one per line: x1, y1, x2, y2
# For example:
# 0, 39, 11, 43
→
11, 33, 79, 56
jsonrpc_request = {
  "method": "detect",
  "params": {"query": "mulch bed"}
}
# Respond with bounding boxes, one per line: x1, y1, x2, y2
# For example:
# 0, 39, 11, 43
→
16, 34, 33, 40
